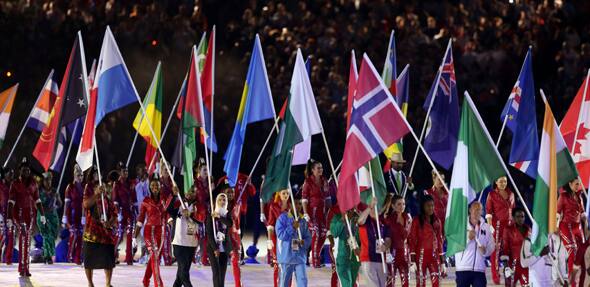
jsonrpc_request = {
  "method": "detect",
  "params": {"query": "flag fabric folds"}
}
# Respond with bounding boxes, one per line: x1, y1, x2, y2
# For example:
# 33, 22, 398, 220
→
260, 49, 322, 202
423, 41, 460, 170
531, 95, 578, 255
560, 72, 590, 187
384, 64, 410, 158
200, 26, 217, 152
223, 35, 275, 187
337, 54, 410, 212
500, 48, 539, 178
445, 93, 505, 257
0, 84, 18, 148
50, 118, 83, 172
28, 71, 58, 132
291, 56, 313, 166
34, 34, 88, 171
133, 62, 163, 171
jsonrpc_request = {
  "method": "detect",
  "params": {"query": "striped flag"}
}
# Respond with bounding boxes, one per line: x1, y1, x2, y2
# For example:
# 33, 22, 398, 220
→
28, 71, 58, 132
0, 84, 18, 148
200, 26, 217, 152
531, 94, 578, 255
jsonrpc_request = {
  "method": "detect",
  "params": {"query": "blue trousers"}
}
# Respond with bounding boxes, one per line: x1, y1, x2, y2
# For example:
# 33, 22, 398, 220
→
279, 263, 307, 287
456, 271, 487, 287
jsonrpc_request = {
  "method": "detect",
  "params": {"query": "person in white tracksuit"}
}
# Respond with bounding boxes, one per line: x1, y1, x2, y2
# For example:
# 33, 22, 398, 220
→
520, 233, 568, 287
455, 202, 496, 287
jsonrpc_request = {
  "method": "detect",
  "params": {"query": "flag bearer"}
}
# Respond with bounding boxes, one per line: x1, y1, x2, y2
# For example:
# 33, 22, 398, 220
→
330, 205, 360, 287
486, 176, 515, 284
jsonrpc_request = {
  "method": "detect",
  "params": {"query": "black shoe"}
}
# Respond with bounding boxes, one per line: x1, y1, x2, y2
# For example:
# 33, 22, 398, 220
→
47, 257, 53, 264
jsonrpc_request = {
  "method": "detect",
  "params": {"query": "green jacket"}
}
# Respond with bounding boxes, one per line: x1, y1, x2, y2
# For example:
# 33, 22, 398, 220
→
330, 213, 360, 265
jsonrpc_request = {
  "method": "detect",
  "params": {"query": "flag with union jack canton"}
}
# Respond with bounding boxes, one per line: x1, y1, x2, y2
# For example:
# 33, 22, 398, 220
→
500, 47, 538, 178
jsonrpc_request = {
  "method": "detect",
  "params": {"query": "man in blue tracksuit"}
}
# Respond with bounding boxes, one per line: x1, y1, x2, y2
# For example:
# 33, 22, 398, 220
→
275, 206, 312, 287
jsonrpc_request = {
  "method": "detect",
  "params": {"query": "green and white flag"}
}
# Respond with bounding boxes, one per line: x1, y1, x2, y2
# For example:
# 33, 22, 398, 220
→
531, 95, 578, 255
261, 49, 323, 202
445, 92, 505, 256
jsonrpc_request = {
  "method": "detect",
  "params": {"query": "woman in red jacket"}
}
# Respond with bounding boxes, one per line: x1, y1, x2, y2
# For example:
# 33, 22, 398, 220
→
194, 158, 214, 266
383, 194, 412, 287
134, 175, 170, 287
301, 159, 330, 268
485, 176, 515, 285
557, 178, 586, 286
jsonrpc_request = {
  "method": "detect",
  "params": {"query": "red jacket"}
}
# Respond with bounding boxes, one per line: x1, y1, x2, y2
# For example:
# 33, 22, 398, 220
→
302, 176, 329, 208
501, 224, 530, 261
485, 188, 515, 225
409, 216, 443, 256
557, 189, 584, 225
8, 178, 39, 221
267, 201, 288, 231
383, 212, 412, 251
424, 187, 448, 228
65, 182, 85, 225
137, 196, 168, 227
0, 180, 8, 216
160, 176, 173, 200
112, 178, 136, 216
194, 177, 211, 222
217, 173, 256, 216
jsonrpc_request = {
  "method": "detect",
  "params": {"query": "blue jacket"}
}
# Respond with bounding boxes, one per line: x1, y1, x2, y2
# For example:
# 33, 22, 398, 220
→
276, 211, 311, 264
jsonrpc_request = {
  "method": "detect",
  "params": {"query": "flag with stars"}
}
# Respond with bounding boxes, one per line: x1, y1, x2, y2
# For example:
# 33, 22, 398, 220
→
33, 32, 89, 171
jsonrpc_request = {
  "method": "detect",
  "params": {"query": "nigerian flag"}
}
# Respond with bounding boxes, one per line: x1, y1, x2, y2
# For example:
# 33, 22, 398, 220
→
445, 92, 505, 256
531, 94, 578, 255
261, 49, 322, 202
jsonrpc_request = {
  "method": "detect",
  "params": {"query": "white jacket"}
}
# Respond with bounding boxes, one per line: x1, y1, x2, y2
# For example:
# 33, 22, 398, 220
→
455, 217, 495, 272
520, 233, 568, 287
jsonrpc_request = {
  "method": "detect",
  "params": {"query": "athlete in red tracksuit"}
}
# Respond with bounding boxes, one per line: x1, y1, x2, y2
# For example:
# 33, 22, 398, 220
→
135, 176, 169, 287
267, 191, 290, 287
159, 168, 173, 266
7, 158, 45, 277
217, 181, 245, 287
0, 168, 12, 264
194, 160, 213, 266
485, 176, 515, 285
112, 164, 137, 265
423, 171, 448, 231
383, 195, 412, 287
302, 160, 331, 268
501, 208, 530, 287
557, 178, 586, 287
63, 165, 85, 264
409, 196, 443, 287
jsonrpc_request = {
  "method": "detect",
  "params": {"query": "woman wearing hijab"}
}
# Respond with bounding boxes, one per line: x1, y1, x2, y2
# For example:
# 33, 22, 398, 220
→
207, 193, 232, 287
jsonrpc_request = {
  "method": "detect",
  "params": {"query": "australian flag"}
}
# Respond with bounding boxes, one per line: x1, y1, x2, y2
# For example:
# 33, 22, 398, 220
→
500, 48, 538, 178
423, 41, 460, 170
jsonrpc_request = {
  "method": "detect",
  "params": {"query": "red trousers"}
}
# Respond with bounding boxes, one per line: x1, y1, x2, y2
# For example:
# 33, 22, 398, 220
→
559, 222, 584, 287
309, 206, 327, 268
491, 220, 509, 284
68, 225, 83, 264
505, 259, 529, 287
415, 249, 440, 287
269, 233, 278, 287
17, 223, 31, 275
143, 225, 163, 287
162, 225, 173, 266
4, 225, 14, 264
388, 248, 409, 287
329, 249, 338, 287
116, 222, 134, 264
229, 230, 242, 287
197, 222, 209, 266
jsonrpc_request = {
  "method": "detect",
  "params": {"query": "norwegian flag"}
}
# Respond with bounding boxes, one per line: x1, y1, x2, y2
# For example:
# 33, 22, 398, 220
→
337, 54, 410, 212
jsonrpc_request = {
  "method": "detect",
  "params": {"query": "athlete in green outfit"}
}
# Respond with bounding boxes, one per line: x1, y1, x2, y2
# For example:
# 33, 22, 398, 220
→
37, 172, 62, 264
330, 207, 361, 287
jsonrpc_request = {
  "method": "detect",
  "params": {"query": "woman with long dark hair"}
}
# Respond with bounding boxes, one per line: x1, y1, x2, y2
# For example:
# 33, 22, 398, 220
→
409, 195, 444, 287
301, 159, 330, 268
383, 194, 412, 287
557, 178, 586, 286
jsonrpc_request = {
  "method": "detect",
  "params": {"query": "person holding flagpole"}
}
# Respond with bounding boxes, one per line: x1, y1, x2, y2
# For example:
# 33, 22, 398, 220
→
358, 196, 390, 287
329, 205, 361, 287
112, 162, 137, 265
557, 178, 586, 285
64, 164, 85, 265
266, 190, 291, 287
195, 158, 213, 266
301, 159, 331, 268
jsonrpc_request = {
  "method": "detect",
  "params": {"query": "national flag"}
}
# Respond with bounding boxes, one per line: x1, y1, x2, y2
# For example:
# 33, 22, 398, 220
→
223, 35, 275, 187
359, 156, 387, 211
500, 48, 538, 178
291, 56, 313, 166
261, 49, 322, 202
337, 54, 410, 212
384, 64, 410, 158
200, 26, 217, 152
176, 33, 207, 120
133, 62, 163, 173
0, 84, 18, 148
423, 41, 460, 170
50, 118, 83, 172
445, 92, 505, 256
34, 33, 88, 171
560, 71, 590, 187
531, 94, 578, 255
27, 71, 58, 132
88, 59, 97, 88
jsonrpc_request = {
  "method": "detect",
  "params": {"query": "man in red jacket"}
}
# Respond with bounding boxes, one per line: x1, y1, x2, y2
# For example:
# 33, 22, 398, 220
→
63, 164, 85, 264
112, 162, 137, 265
7, 158, 45, 276
500, 207, 530, 287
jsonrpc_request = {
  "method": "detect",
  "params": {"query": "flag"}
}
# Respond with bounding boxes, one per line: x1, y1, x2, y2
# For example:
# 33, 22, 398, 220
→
133, 62, 163, 172
560, 72, 590, 187
28, 71, 58, 132
445, 92, 505, 256
223, 35, 275, 187
423, 41, 460, 170
171, 74, 188, 170
337, 54, 410, 212
176, 33, 207, 120
359, 156, 387, 211
291, 56, 313, 166
384, 64, 410, 158
531, 95, 578, 255
94, 26, 139, 126
0, 84, 18, 148
34, 33, 88, 171
50, 118, 83, 172
261, 49, 322, 202
200, 26, 217, 152
88, 59, 97, 87
500, 48, 538, 178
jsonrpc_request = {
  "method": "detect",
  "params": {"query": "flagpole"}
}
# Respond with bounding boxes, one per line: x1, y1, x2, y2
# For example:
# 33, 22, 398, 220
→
93, 143, 107, 222
208, 25, 216, 187
367, 163, 387, 273
202, 119, 218, 237
287, 183, 303, 240
56, 119, 80, 197
125, 130, 139, 168
496, 116, 509, 148
5, 71, 51, 168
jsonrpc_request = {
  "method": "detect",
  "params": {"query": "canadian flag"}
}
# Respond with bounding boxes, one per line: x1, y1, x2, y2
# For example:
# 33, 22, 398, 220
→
560, 71, 590, 186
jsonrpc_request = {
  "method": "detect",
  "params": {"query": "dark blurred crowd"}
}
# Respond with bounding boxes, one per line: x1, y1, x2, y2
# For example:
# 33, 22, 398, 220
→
1, 0, 590, 195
